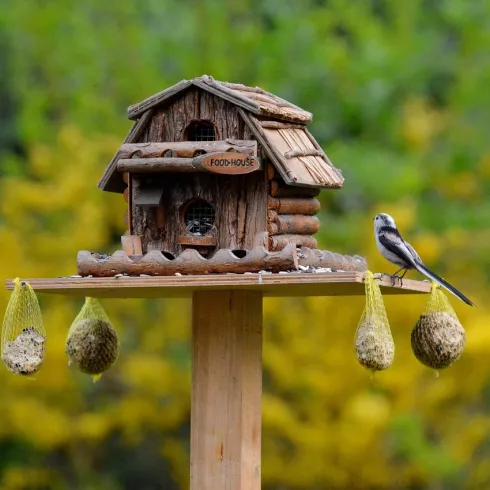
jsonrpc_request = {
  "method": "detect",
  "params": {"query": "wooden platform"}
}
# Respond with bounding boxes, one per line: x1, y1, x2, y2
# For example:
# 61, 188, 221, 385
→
5, 272, 431, 298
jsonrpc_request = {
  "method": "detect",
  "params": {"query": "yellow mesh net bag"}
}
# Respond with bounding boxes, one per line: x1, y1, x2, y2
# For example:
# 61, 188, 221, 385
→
1, 278, 46, 376
66, 297, 119, 382
411, 282, 465, 370
355, 271, 395, 372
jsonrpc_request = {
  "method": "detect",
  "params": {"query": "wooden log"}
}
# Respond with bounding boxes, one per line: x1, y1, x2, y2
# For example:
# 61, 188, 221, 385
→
121, 235, 142, 255
284, 148, 325, 159
118, 157, 207, 173
118, 140, 257, 160
270, 180, 320, 198
77, 244, 299, 277
191, 290, 262, 490
268, 215, 320, 236
267, 196, 320, 215
259, 121, 305, 130
297, 247, 367, 272
118, 153, 261, 175
269, 235, 318, 251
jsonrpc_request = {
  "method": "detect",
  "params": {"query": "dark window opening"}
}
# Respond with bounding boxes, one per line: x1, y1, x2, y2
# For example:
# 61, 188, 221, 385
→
183, 200, 215, 235
185, 120, 216, 141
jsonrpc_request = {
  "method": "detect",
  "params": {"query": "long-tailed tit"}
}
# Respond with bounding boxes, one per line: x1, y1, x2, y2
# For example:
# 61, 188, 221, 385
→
374, 213, 473, 306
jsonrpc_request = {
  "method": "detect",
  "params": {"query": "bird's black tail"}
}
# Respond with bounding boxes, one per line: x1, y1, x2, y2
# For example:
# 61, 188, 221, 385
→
414, 262, 474, 306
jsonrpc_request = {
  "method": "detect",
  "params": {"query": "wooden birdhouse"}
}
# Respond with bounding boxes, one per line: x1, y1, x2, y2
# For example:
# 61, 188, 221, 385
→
86, 75, 364, 276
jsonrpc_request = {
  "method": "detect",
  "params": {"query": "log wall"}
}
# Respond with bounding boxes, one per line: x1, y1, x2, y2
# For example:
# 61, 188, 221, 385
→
267, 178, 321, 251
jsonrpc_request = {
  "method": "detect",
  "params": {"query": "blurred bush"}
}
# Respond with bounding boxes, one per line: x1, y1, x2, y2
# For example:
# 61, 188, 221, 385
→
0, 0, 490, 489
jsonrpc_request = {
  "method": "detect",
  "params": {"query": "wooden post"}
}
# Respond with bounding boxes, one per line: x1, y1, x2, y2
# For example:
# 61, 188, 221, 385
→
191, 291, 263, 490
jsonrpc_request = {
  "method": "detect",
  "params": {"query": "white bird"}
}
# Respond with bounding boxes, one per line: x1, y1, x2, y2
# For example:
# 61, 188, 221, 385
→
374, 213, 473, 306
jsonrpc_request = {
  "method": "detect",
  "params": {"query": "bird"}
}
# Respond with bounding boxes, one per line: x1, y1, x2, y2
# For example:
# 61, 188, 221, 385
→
374, 213, 474, 306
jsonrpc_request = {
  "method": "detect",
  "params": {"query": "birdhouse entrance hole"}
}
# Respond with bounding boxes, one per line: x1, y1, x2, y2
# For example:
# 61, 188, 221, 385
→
183, 199, 215, 236
185, 120, 217, 141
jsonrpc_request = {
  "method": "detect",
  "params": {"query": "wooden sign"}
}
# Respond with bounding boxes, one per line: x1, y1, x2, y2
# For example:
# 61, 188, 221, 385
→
202, 152, 260, 175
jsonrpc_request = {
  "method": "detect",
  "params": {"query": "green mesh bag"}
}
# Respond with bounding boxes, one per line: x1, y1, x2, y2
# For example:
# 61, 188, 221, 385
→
1, 278, 46, 376
411, 282, 465, 370
66, 297, 119, 382
355, 271, 395, 372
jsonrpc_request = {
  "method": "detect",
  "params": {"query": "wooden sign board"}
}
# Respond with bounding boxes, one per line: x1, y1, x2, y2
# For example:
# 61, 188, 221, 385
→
202, 152, 260, 175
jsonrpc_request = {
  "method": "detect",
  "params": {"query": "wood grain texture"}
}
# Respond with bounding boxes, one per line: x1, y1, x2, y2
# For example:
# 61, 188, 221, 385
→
268, 197, 321, 215
268, 215, 320, 236
120, 235, 142, 255
269, 234, 318, 251
128, 75, 312, 123
131, 90, 266, 255
131, 171, 267, 254
191, 290, 262, 490
77, 244, 299, 276
4, 273, 432, 298
118, 140, 257, 159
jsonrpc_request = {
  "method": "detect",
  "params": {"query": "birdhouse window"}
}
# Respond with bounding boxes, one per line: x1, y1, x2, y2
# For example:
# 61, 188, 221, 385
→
185, 120, 216, 141
183, 199, 215, 235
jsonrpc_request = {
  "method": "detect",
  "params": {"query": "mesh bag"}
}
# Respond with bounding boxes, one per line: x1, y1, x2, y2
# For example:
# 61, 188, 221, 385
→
355, 271, 395, 372
1, 278, 46, 376
411, 282, 465, 370
66, 297, 118, 382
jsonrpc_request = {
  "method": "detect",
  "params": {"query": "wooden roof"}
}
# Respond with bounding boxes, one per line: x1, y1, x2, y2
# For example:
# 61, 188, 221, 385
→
99, 76, 344, 192
239, 111, 343, 188
128, 75, 312, 124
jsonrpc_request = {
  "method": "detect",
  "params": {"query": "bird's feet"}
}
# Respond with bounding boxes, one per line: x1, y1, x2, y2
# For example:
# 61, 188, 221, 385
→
375, 272, 404, 287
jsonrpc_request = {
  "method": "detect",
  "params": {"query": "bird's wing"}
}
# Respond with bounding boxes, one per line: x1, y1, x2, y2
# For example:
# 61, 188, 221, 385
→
404, 240, 422, 263
378, 231, 417, 267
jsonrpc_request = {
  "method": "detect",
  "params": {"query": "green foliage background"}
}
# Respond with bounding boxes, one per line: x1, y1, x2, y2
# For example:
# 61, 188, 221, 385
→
1, 1, 489, 488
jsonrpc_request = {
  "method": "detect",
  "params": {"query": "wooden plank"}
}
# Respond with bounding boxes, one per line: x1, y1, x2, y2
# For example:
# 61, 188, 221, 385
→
191, 290, 262, 490
133, 186, 163, 206
121, 235, 142, 255
5, 273, 432, 299
128, 79, 193, 120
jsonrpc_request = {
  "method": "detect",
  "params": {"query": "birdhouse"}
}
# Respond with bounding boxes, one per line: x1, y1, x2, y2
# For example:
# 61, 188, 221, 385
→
83, 75, 366, 276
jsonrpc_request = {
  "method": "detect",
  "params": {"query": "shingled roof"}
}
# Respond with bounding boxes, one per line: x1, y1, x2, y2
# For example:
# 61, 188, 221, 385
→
127, 75, 312, 124
99, 76, 344, 192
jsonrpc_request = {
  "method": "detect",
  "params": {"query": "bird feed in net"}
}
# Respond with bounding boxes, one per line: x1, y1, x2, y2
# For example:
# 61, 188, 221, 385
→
411, 282, 465, 370
355, 271, 395, 372
1, 278, 46, 376
66, 297, 119, 381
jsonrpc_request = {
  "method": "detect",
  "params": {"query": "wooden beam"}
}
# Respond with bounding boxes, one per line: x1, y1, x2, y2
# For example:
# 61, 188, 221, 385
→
4, 273, 432, 299
191, 291, 262, 490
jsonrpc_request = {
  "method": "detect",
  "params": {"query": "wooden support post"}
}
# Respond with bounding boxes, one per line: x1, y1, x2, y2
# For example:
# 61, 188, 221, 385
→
191, 291, 263, 490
